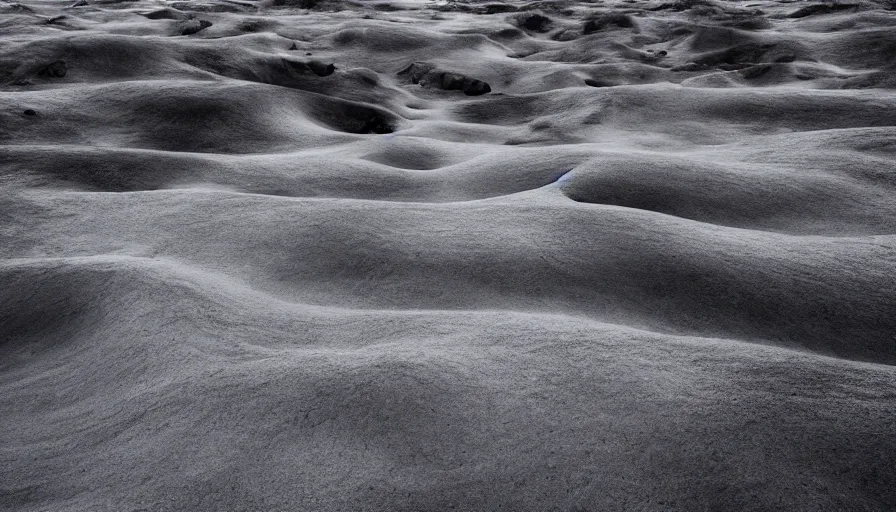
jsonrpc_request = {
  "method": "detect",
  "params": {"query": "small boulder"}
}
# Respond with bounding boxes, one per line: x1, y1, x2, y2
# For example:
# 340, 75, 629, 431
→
307, 60, 336, 77
282, 58, 336, 77
515, 13, 552, 32
583, 12, 635, 34
398, 62, 491, 96
143, 8, 190, 20
181, 19, 213, 36
40, 60, 67, 78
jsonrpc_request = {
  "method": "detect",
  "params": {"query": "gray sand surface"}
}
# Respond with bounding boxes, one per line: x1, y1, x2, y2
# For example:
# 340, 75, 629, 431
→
2, 0, 896, 509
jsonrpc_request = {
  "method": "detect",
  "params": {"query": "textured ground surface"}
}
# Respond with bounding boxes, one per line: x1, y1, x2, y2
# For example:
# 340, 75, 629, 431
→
2, 0, 896, 509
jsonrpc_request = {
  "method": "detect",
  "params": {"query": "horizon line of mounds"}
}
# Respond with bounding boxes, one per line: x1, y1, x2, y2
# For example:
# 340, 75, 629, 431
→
7, 0, 896, 108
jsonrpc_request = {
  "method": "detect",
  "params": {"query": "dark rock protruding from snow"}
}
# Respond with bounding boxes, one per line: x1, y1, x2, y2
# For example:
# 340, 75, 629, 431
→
514, 13, 552, 32
398, 62, 491, 96
583, 12, 636, 34
40, 60, 67, 78
283, 58, 336, 77
181, 19, 212, 36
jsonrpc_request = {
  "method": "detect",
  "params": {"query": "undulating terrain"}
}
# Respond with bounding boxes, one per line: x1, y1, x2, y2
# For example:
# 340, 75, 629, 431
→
2, 0, 896, 509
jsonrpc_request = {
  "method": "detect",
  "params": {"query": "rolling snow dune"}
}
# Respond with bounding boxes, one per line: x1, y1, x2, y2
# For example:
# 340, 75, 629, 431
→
2, 0, 895, 509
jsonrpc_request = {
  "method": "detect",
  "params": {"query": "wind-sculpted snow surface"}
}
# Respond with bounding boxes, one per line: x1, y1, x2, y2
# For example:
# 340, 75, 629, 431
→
2, 0, 896, 510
